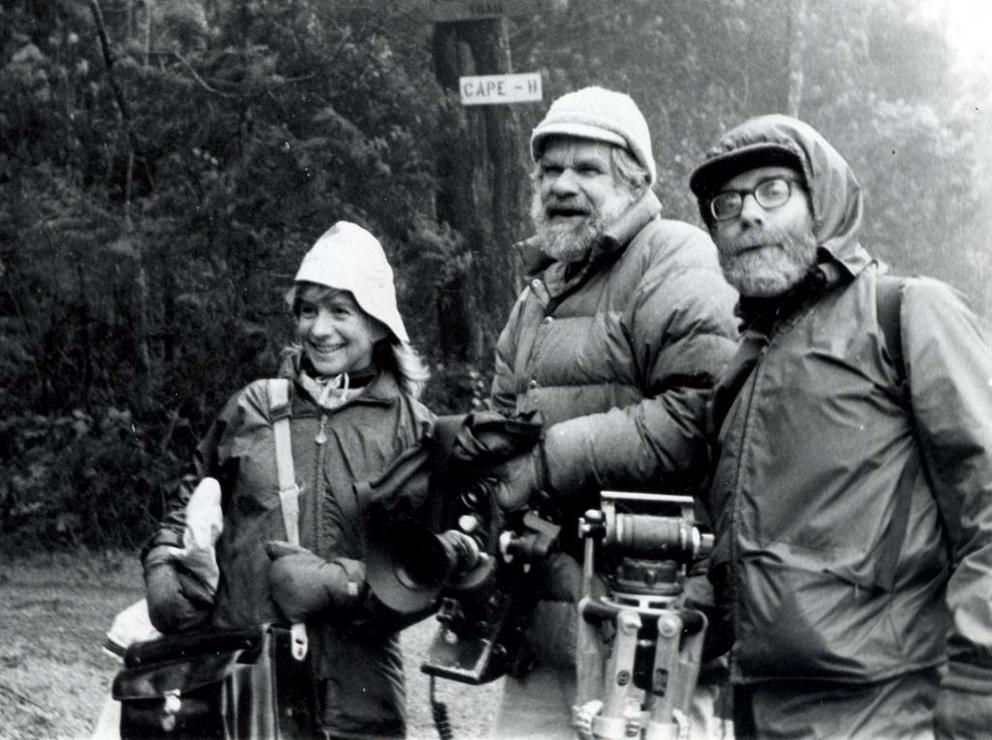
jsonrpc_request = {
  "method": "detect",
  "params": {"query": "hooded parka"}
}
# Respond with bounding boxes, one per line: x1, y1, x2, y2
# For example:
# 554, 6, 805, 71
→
697, 117, 992, 697
155, 348, 434, 739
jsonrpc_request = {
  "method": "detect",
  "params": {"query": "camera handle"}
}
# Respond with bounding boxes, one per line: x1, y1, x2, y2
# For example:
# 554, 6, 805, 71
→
572, 496, 709, 740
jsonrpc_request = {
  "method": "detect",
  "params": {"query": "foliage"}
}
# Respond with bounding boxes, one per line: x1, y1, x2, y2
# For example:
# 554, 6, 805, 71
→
0, 407, 181, 549
1, 0, 988, 548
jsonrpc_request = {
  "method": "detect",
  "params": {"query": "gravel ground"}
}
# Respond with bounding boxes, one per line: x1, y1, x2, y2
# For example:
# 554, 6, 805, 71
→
0, 551, 499, 740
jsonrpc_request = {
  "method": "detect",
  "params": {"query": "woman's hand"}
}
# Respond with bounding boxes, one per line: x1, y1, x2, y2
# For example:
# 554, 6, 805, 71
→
265, 542, 367, 621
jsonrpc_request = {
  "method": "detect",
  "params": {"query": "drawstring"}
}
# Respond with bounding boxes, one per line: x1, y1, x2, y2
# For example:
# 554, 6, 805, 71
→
316, 372, 350, 408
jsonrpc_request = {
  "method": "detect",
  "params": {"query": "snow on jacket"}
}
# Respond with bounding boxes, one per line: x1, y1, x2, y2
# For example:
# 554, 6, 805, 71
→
701, 116, 992, 689
492, 189, 738, 589
156, 349, 434, 737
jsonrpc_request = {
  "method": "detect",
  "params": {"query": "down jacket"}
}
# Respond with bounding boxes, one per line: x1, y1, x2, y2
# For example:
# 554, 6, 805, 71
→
152, 349, 434, 738
700, 117, 992, 695
492, 189, 738, 607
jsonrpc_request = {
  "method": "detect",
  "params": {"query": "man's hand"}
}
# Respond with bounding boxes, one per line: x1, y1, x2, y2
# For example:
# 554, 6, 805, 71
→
936, 664, 992, 739
265, 542, 367, 622
489, 444, 547, 511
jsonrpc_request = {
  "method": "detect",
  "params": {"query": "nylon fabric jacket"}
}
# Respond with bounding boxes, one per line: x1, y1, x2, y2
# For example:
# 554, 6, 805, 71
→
492, 189, 738, 614
701, 117, 992, 692
156, 349, 434, 738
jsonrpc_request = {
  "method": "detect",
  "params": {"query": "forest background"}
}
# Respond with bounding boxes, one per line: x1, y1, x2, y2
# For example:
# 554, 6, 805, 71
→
2, 0, 990, 552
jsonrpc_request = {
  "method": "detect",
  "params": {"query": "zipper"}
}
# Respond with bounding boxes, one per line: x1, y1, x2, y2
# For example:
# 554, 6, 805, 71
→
727, 352, 762, 682
727, 301, 816, 681
312, 414, 328, 555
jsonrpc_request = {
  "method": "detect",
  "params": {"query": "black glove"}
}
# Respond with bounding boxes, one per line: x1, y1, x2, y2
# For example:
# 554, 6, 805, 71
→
935, 663, 992, 739
142, 479, 223, 634
265, 541, 367, 622
490, 444, 547, 511
143, 545, 213, 634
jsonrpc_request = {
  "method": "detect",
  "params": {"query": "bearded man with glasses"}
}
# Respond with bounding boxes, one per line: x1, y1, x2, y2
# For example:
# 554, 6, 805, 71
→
688, 114, 992, 738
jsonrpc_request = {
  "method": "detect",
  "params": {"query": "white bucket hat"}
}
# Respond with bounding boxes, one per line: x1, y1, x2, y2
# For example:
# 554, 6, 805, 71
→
294, 221, 409, 343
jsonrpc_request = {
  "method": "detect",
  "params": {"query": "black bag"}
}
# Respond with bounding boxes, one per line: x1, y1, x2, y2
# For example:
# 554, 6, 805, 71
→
112, 624, 317, 739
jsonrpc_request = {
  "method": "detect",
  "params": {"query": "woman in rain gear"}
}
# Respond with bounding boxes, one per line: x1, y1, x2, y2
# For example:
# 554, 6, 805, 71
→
143, 221, 433, 739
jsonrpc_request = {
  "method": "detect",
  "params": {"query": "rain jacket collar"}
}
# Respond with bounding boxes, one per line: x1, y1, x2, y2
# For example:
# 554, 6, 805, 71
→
277, 346, 399, 410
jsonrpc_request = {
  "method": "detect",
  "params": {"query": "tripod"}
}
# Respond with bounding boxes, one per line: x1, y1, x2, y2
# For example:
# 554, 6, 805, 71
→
573, 493, 712, 740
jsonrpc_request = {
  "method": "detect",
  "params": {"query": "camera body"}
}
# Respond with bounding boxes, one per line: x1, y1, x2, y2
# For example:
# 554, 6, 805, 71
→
367, 474, 713, 738
419, 482, 562, 685
415, 487, 713, 699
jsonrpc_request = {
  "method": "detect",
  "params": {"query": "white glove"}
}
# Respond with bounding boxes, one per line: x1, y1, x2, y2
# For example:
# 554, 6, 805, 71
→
175, 477, 223, 594
104, 598, 161, 656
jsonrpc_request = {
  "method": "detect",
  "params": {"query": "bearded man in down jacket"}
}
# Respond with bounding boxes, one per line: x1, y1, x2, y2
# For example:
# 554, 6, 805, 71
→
689, 114, 992, 738
486, 86, 739, 738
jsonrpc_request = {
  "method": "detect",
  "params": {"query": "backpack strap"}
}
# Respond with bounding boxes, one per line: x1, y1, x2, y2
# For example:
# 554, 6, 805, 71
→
876, 275, 907, 391
268, 378, 300, 547
266, 378, 308, 661
873, 275, 934, 590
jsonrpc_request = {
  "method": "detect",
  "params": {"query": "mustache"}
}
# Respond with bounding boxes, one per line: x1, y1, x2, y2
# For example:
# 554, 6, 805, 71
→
727, 226, 794, 250
541, 197, 589, 215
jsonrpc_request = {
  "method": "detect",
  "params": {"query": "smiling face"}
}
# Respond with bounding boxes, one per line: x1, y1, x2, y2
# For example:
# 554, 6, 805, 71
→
294, 284, 386, 377
710, 165, 818, 298
530, 138, 640, 263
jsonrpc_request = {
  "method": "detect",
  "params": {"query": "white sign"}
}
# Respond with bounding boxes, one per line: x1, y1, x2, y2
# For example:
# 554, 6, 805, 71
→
432, 1, 532, 22
459, 73, 542, 106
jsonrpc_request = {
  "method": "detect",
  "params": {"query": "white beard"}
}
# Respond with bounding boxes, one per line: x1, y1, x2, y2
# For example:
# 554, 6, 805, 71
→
717, 223, 819, 297
530, 186, 638, 263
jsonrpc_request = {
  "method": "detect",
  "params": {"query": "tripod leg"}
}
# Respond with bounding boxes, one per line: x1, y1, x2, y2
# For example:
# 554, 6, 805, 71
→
645, 611, 706, 740
667, 617, 705, 721
575, 597, 607, 708
575, 607, 644, 740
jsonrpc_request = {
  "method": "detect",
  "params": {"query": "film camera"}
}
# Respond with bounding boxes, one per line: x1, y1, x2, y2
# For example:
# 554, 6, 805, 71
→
362, 410, 561, 690
368, 484, 712, 740
361, 411, 712, 739
367, 474, 561, 685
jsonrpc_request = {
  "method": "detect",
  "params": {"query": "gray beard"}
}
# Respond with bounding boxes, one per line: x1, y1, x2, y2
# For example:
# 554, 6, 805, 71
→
530, 188, 637, 264
717, 225, 819, 298
534, 215, 604, 263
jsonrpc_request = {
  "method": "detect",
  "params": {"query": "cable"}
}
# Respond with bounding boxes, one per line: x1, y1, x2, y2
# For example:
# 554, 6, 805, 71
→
429, 675, 454, 740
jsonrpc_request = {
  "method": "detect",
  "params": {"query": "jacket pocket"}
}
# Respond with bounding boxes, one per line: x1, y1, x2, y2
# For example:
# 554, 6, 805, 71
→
735, 558, 894, 681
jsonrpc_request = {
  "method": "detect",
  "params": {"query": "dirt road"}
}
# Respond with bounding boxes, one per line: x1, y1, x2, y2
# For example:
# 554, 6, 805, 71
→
0, 551, 499, 740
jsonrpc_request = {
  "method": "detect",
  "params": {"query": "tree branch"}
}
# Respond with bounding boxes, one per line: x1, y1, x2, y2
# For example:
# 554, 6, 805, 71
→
88, 0, 133, 129
171, 51, 233, 97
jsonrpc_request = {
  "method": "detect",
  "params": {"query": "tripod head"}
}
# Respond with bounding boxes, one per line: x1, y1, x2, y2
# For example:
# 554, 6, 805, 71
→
574, 492, 713, 740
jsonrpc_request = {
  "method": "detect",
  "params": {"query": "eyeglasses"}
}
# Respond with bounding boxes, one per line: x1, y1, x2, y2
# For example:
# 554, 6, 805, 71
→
708, 177, 802, 222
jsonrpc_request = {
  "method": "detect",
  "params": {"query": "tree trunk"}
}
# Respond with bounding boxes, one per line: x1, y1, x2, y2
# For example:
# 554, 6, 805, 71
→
144, 0, 153, 67
74, 250, 94, 407
431, 22, 476, 362
465, 19, 527, 351
430, 18, 527, 363
89, 0, 153, 377
786, 0, 807, 117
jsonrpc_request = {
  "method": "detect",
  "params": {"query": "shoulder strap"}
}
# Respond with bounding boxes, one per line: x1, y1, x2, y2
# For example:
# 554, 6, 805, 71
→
874, 276, 913, 589
267, 378, 299, 547
871, 275, 949, 587
876, 275, 906, 385
266, 378, 308, 661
